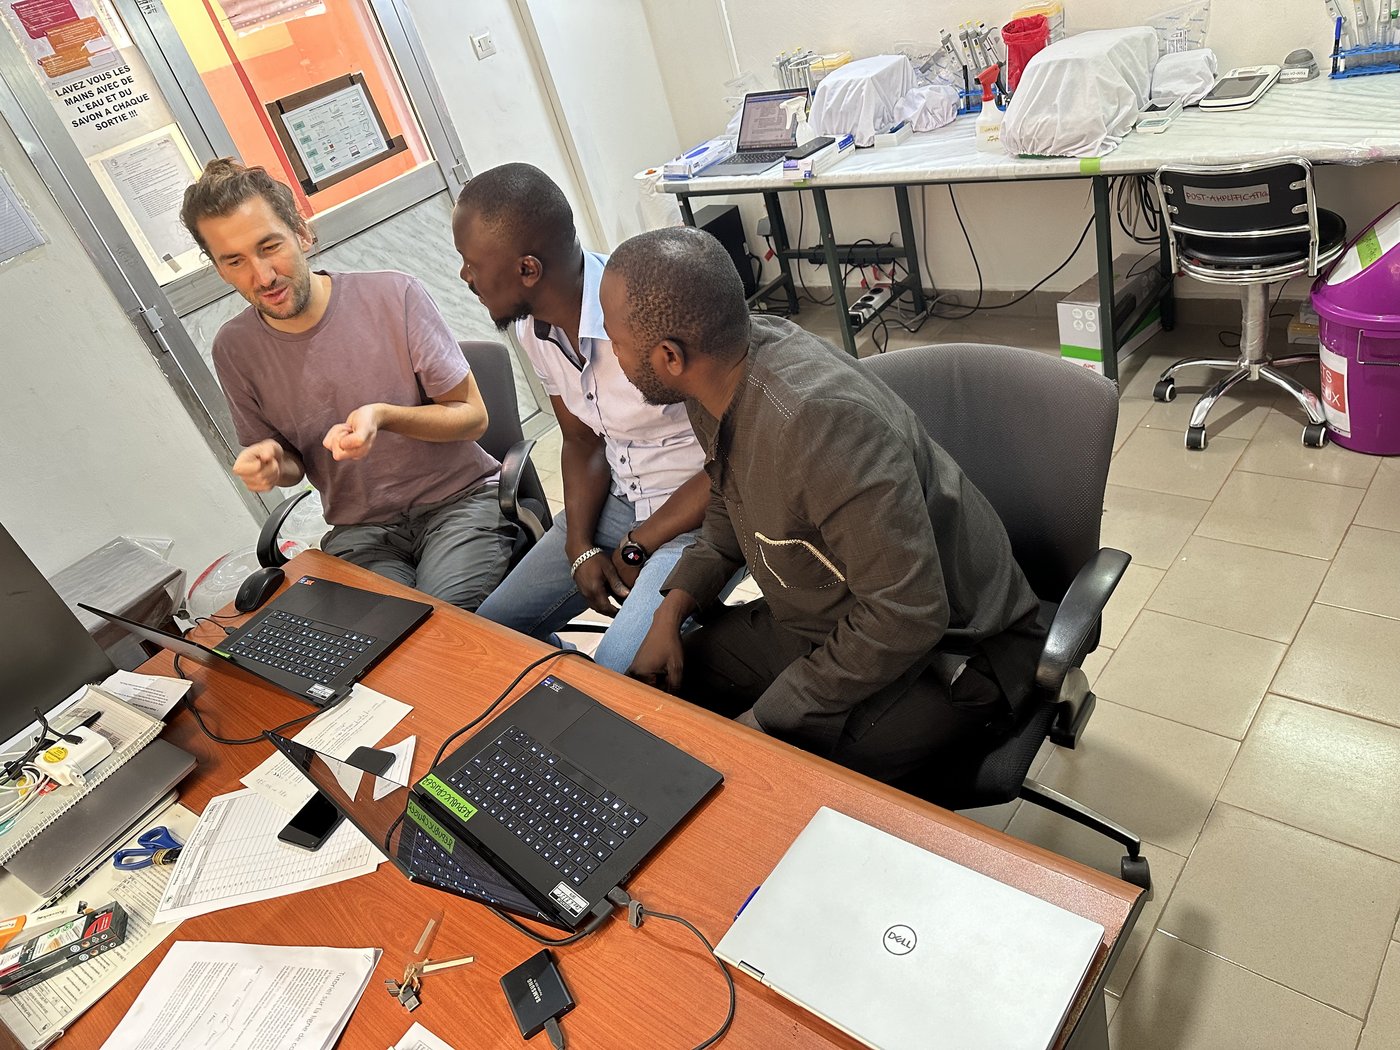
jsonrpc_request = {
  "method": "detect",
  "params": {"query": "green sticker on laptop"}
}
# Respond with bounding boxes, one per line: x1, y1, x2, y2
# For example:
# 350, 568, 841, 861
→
417, 774, 478, 824
406, 797, 456, 853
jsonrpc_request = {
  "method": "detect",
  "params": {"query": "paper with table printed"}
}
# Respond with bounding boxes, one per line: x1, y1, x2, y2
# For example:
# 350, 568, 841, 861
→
152, 788, 382, 924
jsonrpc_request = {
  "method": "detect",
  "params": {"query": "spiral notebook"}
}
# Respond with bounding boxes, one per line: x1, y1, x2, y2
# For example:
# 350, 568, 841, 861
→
0, 689, 163, 865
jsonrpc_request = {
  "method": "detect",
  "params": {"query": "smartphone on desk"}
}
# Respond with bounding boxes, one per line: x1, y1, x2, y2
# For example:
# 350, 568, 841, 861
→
786, 136, 834, 160
277, 791, 343, 851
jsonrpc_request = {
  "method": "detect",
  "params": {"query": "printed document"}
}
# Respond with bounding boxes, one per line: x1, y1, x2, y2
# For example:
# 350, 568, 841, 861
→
152, 788, 381, 925
99, 941, 380, 1050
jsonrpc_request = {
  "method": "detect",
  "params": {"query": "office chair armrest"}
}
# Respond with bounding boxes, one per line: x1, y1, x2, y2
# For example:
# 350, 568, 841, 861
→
1035, 547, 1131, 693
256, 489, 315, 568
499, 439, 546, 545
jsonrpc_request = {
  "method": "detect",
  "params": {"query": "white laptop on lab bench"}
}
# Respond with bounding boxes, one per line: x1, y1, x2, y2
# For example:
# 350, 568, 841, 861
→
714, 807, 1105, 1050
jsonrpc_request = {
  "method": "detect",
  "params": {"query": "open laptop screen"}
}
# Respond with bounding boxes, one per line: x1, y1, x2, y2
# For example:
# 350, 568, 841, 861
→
737, 89, 808, 151
268, 734, 546, 920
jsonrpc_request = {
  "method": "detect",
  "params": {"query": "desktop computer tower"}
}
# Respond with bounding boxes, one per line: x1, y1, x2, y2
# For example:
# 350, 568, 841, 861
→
693, 204, 757, 298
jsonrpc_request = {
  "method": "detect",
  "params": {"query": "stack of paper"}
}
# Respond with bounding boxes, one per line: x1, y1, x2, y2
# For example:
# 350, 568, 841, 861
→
99, 941, 380, 1050
0, 804, 197, 1050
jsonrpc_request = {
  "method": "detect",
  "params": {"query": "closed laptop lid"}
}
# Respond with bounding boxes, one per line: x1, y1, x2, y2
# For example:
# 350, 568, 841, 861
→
266, 733, 554, 925
737, 88, 807, 152
715, 807, 1105, 1050
0, 524, 115, 741
6, 739, 195, 897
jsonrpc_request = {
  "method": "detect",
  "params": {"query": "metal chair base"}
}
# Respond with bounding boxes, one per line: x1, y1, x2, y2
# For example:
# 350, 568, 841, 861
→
1152, 283, 1329, 450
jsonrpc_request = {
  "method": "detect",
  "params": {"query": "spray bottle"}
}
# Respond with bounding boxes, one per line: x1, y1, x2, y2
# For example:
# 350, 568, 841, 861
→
975, 66, 1004, 152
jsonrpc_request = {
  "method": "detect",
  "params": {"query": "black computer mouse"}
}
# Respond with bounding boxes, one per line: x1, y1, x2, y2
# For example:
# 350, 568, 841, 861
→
235, 566, 285, 613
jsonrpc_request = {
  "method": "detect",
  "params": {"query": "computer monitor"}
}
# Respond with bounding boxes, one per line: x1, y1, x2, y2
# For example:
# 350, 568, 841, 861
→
0, 523, 115, 744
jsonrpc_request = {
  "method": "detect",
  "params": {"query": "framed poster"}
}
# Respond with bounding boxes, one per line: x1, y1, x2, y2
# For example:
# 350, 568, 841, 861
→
266, 72, 406, 195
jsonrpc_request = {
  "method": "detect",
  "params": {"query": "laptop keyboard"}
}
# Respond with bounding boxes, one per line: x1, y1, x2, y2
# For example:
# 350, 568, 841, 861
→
448, 726, 647, 888
718, 150, 786, 166
226, 611, 377, 682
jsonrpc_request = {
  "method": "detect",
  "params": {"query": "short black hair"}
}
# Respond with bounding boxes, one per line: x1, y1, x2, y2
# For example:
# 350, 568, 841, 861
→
455, 163, 576, 263
180, 158, 306, 255
606, 227, 749, 359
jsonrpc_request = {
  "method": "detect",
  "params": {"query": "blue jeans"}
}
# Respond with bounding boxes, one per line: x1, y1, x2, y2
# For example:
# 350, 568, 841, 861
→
475, 494, 695, 673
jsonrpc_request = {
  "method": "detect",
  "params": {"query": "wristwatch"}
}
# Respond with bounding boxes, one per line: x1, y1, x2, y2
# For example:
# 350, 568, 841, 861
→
618, 531, 650, 568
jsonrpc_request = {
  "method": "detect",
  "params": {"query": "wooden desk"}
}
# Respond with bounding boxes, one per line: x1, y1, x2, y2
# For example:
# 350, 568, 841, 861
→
43, 551, 1143, 1049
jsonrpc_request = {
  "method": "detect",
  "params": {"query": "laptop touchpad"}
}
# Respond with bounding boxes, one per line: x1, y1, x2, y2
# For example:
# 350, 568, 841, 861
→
553, 708, 651, 787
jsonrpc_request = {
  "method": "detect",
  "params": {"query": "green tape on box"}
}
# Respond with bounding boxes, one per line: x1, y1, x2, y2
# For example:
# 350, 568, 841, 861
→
1357, 229, 1383, 270
417, 774, 478, 824
406, 797, 455, 853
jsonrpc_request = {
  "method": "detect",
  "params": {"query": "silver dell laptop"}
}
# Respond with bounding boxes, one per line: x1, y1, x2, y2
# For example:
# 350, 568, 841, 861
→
715, 807, 1105, 1050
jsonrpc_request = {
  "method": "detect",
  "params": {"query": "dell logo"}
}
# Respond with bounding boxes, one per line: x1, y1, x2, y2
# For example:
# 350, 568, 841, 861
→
884, 925, 917, 955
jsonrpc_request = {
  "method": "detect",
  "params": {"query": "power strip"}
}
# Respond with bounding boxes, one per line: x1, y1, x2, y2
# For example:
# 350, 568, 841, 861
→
847, 287, 894, 326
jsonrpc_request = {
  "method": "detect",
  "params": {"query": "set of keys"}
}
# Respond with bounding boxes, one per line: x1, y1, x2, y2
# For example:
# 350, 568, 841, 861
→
385, 910, 476, 1011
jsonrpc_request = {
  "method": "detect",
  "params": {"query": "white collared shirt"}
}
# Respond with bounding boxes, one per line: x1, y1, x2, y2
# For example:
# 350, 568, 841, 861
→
514, 251, 703, 520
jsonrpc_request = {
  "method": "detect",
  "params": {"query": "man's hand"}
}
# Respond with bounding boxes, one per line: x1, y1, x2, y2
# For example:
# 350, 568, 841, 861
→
231, 439, 286, 492
324, 404, 382, 461
573, 551, 629, 617
609, 547, 643, 590
627, 621, 685, 693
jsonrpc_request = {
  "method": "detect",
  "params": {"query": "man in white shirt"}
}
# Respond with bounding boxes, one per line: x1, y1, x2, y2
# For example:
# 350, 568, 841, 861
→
457, 163, 709, 671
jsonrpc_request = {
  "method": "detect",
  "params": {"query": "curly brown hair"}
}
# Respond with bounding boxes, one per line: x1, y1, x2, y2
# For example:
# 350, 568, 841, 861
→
180, 158, 307, 255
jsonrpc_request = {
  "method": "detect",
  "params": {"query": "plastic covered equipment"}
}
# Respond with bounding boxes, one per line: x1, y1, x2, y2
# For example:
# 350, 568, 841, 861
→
1002, 15, 1050, 92
1311, 202, 1400, 454
808, 54, 917, 147
1000, 28, 1159, 158
1151, 48, 1218, 103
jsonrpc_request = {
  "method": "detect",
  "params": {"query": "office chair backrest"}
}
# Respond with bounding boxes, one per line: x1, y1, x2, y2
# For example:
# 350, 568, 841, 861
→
863, 344, 1118, 603
1155, 158, 1319, 263
459, 340, 527, 461
458, 340, 552, 533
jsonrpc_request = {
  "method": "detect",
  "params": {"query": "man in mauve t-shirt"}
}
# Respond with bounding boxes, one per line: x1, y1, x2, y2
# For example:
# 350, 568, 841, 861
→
180, 159, 519, 610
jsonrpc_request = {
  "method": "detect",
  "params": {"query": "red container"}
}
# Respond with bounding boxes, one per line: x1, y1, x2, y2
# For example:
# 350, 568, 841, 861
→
1002, 15, 1051, 92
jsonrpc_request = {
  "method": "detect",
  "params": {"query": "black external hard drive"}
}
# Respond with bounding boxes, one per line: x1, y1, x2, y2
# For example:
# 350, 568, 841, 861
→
500, 949, 575, 1041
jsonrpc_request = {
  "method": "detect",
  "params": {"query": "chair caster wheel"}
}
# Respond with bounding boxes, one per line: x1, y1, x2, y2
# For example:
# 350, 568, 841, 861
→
1302, 423, 1329, 448
1152, 378, 1176, 403
1121, 855, 1152, 890
1185, 426, 1208, 451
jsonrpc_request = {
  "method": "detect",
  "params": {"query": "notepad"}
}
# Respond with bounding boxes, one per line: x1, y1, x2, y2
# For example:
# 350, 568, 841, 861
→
0, 689, 163, 864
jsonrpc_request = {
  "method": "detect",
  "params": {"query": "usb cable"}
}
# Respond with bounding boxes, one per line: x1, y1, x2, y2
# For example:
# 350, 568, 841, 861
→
605, 887, 736, 1049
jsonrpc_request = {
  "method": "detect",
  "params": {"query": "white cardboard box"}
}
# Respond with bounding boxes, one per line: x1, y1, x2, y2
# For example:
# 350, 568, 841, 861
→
1058, 252, 1164, 376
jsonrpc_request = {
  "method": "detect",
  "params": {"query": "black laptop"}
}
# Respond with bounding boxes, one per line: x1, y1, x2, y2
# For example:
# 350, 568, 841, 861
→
269, 674, 723, 930
80, 575, 431, 706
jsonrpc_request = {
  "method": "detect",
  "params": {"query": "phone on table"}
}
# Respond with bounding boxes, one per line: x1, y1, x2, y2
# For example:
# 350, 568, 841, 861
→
277, 791, 343, 852
785, 136, 834, 160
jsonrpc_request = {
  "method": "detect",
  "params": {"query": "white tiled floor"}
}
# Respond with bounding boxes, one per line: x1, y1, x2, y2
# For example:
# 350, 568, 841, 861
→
528, 305, 1400, 1047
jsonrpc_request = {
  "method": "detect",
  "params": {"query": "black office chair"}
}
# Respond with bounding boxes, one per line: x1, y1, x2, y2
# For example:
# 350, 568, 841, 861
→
1150, 158, 1346, 451
864, 343, 1150, 889
255, 340, 553, 571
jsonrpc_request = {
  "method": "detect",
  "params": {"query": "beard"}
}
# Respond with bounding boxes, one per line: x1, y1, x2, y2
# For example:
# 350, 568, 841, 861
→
252, 261, 313, 321
631, 354, 685, 406
492, 300, 533, 332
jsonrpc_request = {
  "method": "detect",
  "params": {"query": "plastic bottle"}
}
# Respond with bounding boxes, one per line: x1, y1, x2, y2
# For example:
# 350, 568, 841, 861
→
975, 66, 1004, 152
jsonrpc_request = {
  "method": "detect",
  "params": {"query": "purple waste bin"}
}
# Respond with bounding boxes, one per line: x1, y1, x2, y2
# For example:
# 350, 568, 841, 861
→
1311, 202, 1400, 455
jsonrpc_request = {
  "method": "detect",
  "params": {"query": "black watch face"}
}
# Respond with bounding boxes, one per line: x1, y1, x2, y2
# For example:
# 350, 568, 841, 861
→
620, 544, 646, 567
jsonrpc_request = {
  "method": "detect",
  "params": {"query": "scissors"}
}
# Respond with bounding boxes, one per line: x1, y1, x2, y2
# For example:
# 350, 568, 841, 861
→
113, 826, 183, 870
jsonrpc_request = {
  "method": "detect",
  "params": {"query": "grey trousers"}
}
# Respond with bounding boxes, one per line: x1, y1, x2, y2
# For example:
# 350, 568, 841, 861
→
322, 483, 520, 611
680, 599, 1005, 793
